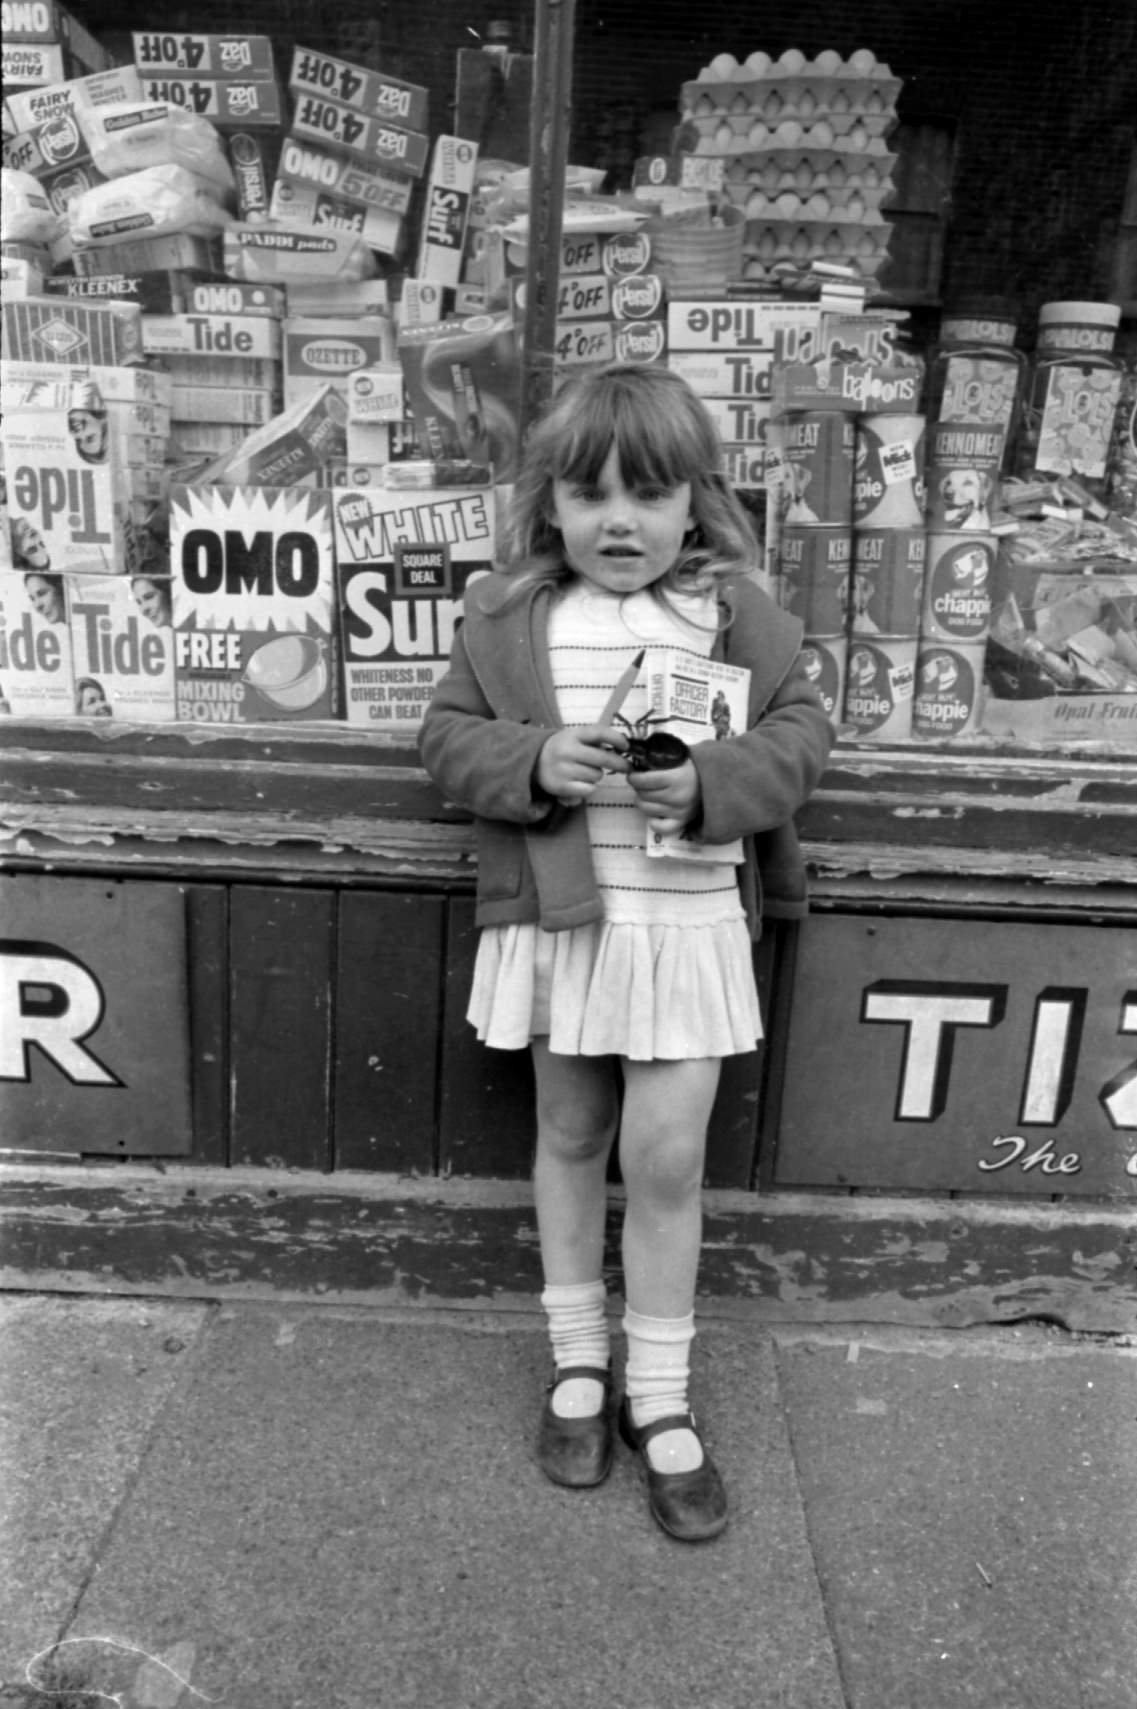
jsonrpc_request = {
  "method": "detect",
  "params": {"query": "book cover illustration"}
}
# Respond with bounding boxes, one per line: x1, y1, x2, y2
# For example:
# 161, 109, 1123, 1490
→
642, 647, 751, 864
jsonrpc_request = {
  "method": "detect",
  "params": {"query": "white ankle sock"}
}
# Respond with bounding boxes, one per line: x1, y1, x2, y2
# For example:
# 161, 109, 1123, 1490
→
623, 1307, 704, 1473
541, 1280, 609, 1417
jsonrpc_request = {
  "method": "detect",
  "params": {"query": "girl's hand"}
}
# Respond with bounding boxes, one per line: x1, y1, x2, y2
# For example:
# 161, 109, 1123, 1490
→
626, 758, 701, 835
536, 725, 630, 806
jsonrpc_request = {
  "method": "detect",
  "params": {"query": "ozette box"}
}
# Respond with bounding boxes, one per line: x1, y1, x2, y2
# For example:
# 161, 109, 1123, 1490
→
169, 483, 337, 722
0, 567, 75, 716
283, 315, 395, 411
67, 571, 177, 720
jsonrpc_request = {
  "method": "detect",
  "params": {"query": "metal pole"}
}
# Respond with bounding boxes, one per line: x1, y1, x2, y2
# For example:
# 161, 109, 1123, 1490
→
519, 0, 576, 439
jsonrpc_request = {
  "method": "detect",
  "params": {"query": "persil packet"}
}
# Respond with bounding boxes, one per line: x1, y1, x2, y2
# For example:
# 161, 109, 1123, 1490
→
1, 167, 63, 246
68, 164, 233, 248
80, 101, 236, 200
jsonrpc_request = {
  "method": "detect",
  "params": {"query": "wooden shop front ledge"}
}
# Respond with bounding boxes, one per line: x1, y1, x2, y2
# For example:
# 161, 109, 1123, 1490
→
1, 719, 1135, 901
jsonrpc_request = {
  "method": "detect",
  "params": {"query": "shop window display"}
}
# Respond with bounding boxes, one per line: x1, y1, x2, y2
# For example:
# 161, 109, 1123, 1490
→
0, 0, 1134, 756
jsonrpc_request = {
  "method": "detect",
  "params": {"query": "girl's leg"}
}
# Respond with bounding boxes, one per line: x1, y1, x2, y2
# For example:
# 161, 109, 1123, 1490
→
532, 1041, 619, 1419
619, 1056, 721, 1473
618, 1056, 720, 1315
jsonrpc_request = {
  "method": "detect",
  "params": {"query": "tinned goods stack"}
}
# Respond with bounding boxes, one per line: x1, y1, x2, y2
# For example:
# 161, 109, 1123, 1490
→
912, 303, 1026, 742
674, 46, 900, 287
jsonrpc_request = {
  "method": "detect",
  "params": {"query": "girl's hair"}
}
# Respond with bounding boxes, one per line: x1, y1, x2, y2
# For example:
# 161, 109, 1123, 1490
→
500, 363, 758, 616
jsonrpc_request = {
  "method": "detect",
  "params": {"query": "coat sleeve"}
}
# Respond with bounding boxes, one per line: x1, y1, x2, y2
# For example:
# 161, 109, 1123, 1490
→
418, 621, 556, 825
688, 651, 835, 847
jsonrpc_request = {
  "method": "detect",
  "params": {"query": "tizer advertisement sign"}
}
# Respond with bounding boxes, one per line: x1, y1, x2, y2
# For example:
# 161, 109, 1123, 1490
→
332, 485, 493, 729
776, 913, 1137, 1198
169, 484, 337, 722
0, 875, 193, 1156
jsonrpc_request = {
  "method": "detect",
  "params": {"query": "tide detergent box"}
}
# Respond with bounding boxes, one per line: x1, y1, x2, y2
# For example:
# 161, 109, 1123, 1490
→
0, 565, 75, 716
168, 483, 337, 722
66, 571, 177, 720
331, 483, 493, 730
2, 401, 138, 575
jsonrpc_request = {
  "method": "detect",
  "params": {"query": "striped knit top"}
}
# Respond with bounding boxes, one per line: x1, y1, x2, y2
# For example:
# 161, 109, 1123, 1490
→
547, 580, 746, 928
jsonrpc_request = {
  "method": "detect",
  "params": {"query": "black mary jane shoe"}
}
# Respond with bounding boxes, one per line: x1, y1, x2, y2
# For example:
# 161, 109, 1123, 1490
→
618, 1400, 728, 1542
536, 1365, 614, 1488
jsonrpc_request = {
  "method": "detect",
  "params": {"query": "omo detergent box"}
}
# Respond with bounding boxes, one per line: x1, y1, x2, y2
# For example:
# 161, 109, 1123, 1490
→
66, 571, 177, 720
331, 483, 494, 730
168, 483, 337, 722
0, 567, 75, 716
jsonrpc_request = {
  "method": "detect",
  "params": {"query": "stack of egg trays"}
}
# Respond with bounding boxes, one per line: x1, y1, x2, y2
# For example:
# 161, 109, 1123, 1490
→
676, 68, 902, 282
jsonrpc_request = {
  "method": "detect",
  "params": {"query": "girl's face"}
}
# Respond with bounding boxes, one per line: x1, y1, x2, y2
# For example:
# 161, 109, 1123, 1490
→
550, 445, 693, 597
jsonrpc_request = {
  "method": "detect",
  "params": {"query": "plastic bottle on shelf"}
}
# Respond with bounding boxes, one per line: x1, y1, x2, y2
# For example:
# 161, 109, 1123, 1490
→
1014, 299, 1124, 498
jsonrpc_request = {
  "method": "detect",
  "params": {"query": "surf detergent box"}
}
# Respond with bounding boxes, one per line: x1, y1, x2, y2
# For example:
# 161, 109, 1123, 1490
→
66, 571, 177, 720
168, 483, 337, 722
416, 135, 478, 287
331, 483, 493, 730
2, 403, 138, 575
0, 566, 75, 716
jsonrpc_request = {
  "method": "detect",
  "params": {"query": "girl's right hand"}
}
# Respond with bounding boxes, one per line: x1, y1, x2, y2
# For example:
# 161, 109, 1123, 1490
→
536, 725, 629, 806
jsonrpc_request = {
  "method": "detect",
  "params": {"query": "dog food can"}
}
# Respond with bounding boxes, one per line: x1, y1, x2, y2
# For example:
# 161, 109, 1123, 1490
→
912, 640, 986, 740
799, 636, 847, 724
776, 410, 855, 526
842, 636, 918, 741
850, 529, 926, 636
776, 526, 852, 632
852, 413, 926, 529
921, 533, 995, 644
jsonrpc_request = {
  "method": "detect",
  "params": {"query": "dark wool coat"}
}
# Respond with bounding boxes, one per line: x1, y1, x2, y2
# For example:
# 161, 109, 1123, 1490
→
419, 570, 834, 935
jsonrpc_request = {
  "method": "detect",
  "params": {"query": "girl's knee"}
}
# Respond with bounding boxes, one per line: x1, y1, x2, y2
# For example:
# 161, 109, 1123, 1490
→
620, 1126, 705, 1200
537, 1089, 617, 1162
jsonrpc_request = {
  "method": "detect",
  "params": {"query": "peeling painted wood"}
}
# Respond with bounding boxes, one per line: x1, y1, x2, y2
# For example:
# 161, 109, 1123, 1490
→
1, 1169, 1133, 1334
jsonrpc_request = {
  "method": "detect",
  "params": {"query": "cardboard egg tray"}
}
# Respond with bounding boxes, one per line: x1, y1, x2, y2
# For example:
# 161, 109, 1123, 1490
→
724, 173, 895, 218
681, 75, 903, 118
741, 227, 891, 281
686, 110, 896, 154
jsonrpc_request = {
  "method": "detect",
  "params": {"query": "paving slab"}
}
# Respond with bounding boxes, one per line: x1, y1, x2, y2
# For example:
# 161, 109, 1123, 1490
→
0, 1293, 211, 1682
775, 1329, 1137, 1709
39, 1304, 844, 1709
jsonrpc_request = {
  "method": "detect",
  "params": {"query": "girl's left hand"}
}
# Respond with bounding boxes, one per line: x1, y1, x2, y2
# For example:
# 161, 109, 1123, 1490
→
626, 759, 701, 836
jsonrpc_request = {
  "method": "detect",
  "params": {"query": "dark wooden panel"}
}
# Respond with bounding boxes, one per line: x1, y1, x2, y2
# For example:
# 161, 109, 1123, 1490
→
334, 890, 443, 1173
229, 887, 334, 1171
774, 912, 1137, 1198
438, 898, 537, 1179
705, 929, 779, 1190
185, 885, 228, 1167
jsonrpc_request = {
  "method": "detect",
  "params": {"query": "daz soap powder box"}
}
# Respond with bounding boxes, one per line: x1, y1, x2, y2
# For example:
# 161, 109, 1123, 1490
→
169, 483, 337, 722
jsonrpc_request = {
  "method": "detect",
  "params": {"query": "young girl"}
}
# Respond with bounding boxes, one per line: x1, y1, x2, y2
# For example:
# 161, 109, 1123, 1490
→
420, 363, 833, 1543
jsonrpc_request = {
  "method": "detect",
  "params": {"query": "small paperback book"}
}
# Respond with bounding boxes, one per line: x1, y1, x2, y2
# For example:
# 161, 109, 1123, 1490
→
643, 648, 750, 863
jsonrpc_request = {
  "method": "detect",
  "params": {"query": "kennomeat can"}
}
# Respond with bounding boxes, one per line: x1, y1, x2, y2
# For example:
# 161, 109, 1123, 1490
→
920, 533, 996, 645
911, 640, 986, 739
852, 413, 926, 529
799, 636, 847, 724
924, 420, 1004, 530
842, 635, 918, 740
776, 525, 853, 632
849, 529, 926, 636
776, 409, 856, 526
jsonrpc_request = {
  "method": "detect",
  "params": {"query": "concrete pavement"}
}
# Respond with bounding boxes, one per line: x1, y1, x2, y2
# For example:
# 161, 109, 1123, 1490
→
1, 1293, 1134, 1709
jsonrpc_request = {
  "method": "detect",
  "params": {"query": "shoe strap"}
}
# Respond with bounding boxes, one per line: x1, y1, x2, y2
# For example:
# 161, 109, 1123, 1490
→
550, 1364, 612, 1390
628, 1408, 699, 1447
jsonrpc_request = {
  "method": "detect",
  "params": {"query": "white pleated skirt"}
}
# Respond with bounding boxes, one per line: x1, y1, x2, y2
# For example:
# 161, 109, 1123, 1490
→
467, 917, 763, 1060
